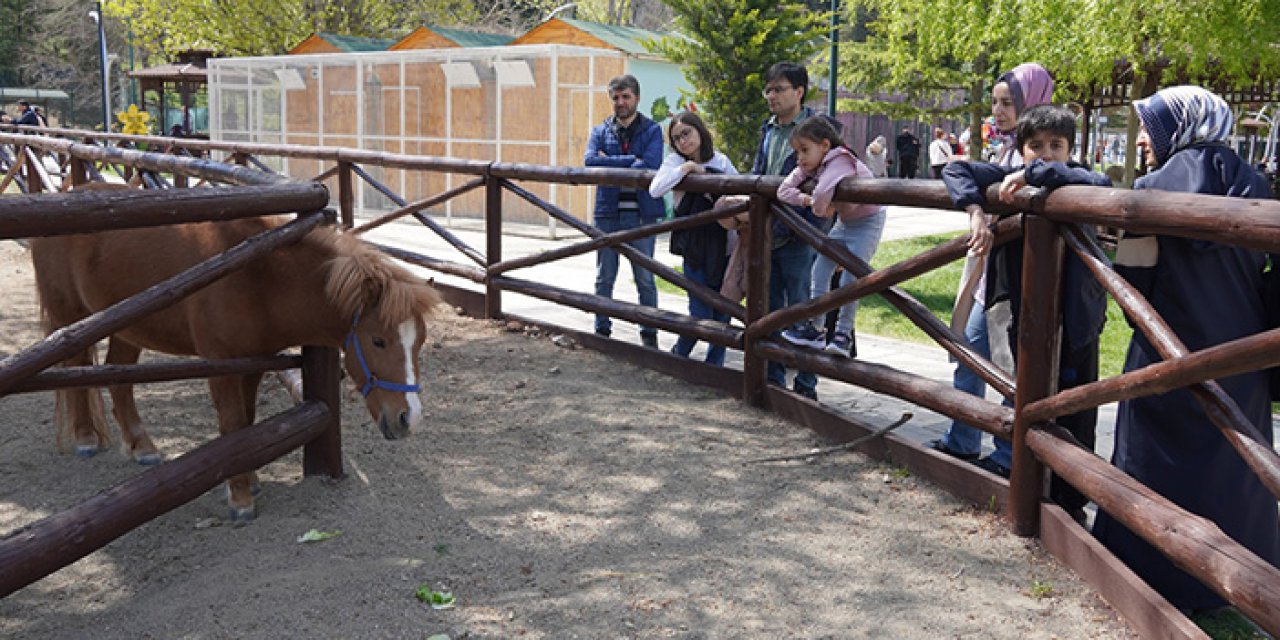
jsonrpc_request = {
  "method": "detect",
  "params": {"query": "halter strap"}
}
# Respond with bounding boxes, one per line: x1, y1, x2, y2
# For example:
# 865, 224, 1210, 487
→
345, 310, 421, 398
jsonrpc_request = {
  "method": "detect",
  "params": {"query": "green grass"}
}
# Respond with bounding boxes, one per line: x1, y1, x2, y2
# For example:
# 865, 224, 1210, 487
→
1192, 607, 1268, 640
661, 231, 1134, 377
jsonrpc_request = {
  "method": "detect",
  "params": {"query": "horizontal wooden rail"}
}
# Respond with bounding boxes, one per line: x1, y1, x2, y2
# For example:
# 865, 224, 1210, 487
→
0, 400, 330, 598
755, 341, 1014, 440
12, 125, 1280, 250
1027, 425, 1280, 636
6, 355, 301, 394
0, 182, 330, 240
0, 212, 326, 396
0, 132, 288, 187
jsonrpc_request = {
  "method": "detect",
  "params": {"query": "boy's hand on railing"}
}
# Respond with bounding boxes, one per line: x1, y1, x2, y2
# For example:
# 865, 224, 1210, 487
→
966, 204, 994, 256
999, 169, 1028, 203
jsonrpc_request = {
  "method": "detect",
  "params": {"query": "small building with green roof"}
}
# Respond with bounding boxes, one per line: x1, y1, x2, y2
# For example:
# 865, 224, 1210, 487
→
390, 25, 514, 50
289, 33, 396, 55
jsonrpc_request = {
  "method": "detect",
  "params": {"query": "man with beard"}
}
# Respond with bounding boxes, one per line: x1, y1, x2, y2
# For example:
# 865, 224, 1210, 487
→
585, 74, 665, 348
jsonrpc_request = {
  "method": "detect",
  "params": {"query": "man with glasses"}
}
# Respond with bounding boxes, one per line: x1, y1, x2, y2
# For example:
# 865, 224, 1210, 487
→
585, 74, 665, 348
751, 62, 828, 401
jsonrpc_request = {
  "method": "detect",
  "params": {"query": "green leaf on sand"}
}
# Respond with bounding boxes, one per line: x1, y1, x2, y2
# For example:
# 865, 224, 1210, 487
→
296, 528, 342, 543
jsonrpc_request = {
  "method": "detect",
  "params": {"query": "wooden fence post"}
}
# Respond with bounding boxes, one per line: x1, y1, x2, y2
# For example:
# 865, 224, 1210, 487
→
337, 161, 355, 229
67, 156, 88, 189
1009, 215, 1065, 536
484, 175, 502, 320
743, 194, 772, 407
301, 345, 344, 479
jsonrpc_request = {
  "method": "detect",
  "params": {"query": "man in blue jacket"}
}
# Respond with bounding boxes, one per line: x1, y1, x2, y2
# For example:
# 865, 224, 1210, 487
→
13, 101, 40, 127
585, 74, 665, 348
752, 62, 829, 400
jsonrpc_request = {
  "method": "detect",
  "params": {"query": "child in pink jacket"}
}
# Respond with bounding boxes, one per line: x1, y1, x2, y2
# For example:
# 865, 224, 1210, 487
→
776, 117, 886, 356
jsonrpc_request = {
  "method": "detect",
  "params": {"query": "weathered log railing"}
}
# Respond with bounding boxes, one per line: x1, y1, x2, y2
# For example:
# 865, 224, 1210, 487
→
0, 142, 341, 598
4, 125, 1280, 637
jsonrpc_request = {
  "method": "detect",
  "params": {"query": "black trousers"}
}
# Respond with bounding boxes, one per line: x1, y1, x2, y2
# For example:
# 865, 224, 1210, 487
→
899, 158, 918, 179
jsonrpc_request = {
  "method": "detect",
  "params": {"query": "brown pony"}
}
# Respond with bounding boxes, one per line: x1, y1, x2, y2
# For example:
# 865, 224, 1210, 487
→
31, 185, 442, 521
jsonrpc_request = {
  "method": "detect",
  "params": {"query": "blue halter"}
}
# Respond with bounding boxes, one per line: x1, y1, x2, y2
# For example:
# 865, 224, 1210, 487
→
345, 310, 421, 398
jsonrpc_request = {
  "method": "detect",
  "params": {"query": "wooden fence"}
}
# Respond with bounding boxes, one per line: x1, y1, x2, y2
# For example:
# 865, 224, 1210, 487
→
0, 135, 341, 598
4, 123, 1280, 638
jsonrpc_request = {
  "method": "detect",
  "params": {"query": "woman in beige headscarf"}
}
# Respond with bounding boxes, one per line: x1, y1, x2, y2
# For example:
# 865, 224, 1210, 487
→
864, 135, 889, 178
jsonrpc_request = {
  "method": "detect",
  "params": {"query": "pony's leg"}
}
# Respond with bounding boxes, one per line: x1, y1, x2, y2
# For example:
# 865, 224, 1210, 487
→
239, 373, 265, 496
104, 338, 162, 465
54, 346, 110, 457
208, 373, 263, 523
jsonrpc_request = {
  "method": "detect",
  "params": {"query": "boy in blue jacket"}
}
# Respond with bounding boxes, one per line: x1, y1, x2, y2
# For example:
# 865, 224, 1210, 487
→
933, 105, 1110, 523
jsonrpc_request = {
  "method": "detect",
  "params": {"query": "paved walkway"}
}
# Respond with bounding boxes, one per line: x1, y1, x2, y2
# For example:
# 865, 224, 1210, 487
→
360, 204, 1273, 467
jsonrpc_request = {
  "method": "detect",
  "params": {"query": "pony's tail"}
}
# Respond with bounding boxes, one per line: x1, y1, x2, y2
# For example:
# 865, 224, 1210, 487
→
41, 308, 110, 453
52, 376, 110, 454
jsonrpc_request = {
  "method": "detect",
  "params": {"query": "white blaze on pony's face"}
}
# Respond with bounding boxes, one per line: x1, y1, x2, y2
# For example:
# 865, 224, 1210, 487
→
342, 314, 428, 440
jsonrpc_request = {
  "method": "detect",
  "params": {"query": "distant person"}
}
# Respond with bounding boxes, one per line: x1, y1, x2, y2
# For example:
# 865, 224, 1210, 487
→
584, 74, 665, 348
33, 106, 47, 127
1093, 85, 1280, 613
13, 100, 39, 127
777, 116, 885, 358
928, 128, 953, 178
895, 127, 920, 179
948, 133, 962, 158
648, 111, 737, 365
864, 135, 890, 178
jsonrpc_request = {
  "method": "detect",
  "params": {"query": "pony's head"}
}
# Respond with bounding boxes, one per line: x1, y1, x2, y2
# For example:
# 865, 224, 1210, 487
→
323, 233, 442, 439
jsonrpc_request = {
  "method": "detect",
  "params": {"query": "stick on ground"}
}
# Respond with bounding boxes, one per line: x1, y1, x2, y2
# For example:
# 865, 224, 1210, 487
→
745, 412, 913, 464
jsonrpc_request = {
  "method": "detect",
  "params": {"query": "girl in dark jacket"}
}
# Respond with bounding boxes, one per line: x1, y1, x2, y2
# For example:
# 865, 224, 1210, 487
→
648, 112, 738, 365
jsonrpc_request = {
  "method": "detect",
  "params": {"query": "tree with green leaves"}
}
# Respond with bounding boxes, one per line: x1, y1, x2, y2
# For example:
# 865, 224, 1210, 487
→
839, 0, 1280, 171
650, 0, 828, 170
103, 0, 559, 57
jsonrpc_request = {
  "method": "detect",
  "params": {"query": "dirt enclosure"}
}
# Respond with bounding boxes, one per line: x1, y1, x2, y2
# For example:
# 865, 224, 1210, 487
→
0, 240, 1135, 639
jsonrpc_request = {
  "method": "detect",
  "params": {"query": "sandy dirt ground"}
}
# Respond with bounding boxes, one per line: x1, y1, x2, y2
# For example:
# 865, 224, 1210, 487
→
0, 240, 1136, 639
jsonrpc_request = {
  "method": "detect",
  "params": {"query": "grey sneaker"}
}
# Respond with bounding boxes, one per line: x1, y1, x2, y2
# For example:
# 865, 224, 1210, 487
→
781, 321, 826, 349
824, 333, 852, 357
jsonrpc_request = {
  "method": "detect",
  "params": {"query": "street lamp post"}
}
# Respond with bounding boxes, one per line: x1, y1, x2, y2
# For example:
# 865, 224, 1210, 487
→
91, 1, 111, 131
828, 0, 840, 116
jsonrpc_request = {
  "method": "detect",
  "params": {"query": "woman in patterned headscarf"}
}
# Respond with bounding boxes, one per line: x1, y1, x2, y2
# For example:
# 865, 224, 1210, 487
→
932, 63, 1055, 473
1094, 85, 1280, 612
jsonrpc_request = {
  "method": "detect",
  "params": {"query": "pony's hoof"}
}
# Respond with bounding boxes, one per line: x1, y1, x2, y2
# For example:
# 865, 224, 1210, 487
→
133, 451, 163, 466
227, 505, 257, 525
75, 445, 100, 458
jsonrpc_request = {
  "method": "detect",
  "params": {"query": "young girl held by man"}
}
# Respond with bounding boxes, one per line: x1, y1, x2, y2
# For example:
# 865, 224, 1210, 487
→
777, 116, 886, 356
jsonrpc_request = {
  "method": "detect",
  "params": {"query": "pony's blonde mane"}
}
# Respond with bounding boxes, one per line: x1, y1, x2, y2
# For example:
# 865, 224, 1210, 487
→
317, 229, 442, 325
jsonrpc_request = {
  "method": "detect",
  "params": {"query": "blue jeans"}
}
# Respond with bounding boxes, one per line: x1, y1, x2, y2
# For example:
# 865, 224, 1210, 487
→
809, 211, 886, 335
940, 301, 989, 456
767, 238, 818, 392
673, 260, 728, 366
594, 213, 658, 337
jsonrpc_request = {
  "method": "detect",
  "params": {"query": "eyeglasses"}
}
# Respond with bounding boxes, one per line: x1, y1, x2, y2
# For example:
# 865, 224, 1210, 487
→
762, 84, 794, 97
672, 130, 695, 144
